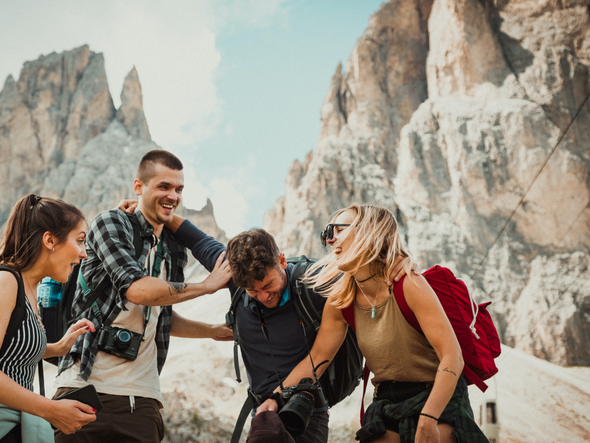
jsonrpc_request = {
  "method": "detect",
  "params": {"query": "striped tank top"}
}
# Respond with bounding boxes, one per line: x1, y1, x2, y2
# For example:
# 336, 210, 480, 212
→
0, 271, 47, 392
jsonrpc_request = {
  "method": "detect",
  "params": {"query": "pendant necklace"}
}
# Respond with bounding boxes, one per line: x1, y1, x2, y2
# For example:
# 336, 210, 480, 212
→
357, 279, 381, 319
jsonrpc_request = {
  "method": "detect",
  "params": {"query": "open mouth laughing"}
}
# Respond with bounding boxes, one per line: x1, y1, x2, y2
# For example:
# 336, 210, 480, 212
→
160, 201, 176, 213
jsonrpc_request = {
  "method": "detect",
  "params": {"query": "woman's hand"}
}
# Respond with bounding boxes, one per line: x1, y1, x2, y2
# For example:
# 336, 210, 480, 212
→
44, 399, 97, 435
256, 398, 279, 415
389, 256, 420, 284
44, 319, 95, 358
60, 319, 95, 351
415, 415, 441, 443
116, 199, 138, 214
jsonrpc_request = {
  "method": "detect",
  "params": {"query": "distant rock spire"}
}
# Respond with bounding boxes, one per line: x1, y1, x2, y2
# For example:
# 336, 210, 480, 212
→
117, 67, 151, 141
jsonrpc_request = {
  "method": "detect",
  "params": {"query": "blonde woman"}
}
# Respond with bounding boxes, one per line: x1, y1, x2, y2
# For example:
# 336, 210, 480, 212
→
258, 204, 487, 443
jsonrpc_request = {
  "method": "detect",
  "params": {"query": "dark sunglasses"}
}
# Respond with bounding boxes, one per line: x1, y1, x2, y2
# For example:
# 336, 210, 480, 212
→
320, 224, 351, 247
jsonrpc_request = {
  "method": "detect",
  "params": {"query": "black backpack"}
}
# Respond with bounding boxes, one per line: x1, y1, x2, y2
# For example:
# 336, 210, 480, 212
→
227, 256, 364, 443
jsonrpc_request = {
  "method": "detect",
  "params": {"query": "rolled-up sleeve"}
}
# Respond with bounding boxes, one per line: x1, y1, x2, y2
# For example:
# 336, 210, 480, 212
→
87, 210, 147, 300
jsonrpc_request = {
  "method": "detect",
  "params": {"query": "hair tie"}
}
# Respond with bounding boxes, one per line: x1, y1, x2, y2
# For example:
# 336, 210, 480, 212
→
29, 194, 42, 210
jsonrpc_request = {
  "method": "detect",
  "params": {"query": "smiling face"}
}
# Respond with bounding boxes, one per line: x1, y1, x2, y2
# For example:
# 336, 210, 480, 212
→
329, 210, 355, 257
244, 255, 288, 309
135, 163, 184, 230
50, 220, 88, 282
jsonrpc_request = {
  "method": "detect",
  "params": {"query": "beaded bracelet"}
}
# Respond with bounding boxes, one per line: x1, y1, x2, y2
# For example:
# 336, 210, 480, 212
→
419, 412, 439, 422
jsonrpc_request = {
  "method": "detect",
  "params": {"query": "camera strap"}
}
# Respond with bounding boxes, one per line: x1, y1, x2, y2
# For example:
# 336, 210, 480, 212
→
297, 316, 328, 384
255, 308, 285, 392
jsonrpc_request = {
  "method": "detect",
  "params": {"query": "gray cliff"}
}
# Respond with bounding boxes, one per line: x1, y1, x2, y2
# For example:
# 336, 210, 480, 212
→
0, 45, 225, 241
263, 0, 590, 366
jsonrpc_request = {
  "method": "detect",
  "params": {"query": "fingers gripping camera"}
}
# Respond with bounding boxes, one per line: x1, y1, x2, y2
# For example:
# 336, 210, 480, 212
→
278, 378, 327, 436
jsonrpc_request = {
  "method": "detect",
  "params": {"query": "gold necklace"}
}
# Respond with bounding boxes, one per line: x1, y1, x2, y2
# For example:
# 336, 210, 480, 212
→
357, 280, 382, 319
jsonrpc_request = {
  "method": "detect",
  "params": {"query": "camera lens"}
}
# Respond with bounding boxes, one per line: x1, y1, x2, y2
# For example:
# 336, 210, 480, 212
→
115, 329, 132, 350
278, 391, 315, 436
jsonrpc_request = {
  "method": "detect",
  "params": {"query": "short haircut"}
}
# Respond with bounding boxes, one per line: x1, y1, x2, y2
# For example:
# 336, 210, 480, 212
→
136, 150, 183, 184
226, 229, 281, 289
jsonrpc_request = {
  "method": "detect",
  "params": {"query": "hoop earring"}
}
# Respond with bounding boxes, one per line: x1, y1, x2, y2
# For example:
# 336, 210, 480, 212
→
51, 247, 54, 253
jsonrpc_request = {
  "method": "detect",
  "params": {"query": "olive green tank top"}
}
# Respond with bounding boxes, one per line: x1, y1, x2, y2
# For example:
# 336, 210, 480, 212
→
354, 293, 440, 385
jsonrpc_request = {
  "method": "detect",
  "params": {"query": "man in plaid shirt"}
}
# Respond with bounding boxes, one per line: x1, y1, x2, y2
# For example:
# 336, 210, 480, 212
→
54, 150, 232, 443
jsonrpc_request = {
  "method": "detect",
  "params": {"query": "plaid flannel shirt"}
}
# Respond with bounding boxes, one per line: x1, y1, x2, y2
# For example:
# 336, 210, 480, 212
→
358, 377, 489, 443
57, 209, 187, 381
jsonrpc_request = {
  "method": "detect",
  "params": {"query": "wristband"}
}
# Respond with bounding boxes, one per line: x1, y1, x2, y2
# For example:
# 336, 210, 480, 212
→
419, 412, 439, 422
268, 392, 282, 404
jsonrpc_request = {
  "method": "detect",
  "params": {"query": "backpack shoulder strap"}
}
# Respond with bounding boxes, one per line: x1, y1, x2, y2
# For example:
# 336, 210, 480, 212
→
341, 304, 356, 330
226, 286, 247, 383
392, 275, 421, 333
126, 212, 144, 261
288, 256, 321, 331
0, 265, 27, 355
161, 227, 181, 281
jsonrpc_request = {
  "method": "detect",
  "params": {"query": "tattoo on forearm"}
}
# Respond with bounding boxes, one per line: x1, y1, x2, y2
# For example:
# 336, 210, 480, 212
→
168, 282, 188, 300
438, 367, 458, 377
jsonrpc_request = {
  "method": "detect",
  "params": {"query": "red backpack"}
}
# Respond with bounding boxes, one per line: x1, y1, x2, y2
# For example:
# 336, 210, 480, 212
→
342, 266, 501, 420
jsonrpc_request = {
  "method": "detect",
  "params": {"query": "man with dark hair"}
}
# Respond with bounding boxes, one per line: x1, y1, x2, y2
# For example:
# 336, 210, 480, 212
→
54, 150, 232, 443
225, 229, 330, 442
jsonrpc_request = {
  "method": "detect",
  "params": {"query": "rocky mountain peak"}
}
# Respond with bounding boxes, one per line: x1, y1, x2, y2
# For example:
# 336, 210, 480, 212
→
116, 66, 151, 141
0, 47, 225, 244
264, 0, 590, 367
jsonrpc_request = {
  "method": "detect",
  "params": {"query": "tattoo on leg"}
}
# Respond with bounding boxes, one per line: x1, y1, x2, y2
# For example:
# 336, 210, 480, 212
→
168, 282, 188, 300
438, 367, 458, 377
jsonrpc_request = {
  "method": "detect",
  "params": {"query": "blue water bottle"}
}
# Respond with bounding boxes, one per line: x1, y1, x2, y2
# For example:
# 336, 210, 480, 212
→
37, 277, 63, 308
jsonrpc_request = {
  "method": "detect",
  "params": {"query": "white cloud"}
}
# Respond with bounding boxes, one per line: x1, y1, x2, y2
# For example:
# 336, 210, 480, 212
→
0, 0, 292, 235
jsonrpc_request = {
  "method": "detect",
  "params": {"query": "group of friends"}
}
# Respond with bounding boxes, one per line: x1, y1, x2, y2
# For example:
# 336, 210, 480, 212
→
0, 150, 489, 443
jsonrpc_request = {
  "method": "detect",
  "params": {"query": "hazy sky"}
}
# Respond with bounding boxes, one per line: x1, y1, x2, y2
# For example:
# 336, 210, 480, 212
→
0, 0, 384, 236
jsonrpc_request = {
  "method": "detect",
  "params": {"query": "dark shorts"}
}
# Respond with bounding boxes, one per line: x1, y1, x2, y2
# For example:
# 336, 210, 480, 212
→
53, 387, 164, 443
372, 381, 433, 433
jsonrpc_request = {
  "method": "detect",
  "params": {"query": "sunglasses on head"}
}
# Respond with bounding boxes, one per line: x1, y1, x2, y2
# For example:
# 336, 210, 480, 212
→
320, 224, 351, 247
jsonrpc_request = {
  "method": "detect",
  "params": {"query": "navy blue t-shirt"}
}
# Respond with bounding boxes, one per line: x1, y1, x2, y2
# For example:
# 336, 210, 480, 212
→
174, 220, 327, 397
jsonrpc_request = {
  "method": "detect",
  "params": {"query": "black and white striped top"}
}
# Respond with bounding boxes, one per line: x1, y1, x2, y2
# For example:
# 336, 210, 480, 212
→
0, 285, 47, 392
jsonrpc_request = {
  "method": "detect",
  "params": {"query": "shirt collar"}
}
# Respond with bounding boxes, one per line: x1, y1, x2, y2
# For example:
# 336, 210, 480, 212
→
133, 208, 155, 237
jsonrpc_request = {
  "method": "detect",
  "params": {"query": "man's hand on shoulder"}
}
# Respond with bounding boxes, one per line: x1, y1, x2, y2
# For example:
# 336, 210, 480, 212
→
202, 251, 232, 294
116, 199, 138, 214
210, 323, 233, 342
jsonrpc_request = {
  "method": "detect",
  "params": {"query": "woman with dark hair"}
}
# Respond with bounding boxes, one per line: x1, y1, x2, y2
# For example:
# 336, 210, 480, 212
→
259, 204, 487, 443
0, 194, 97, 442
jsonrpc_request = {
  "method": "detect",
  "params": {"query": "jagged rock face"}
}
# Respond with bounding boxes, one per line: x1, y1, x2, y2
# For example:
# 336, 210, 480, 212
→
0, 46, 226, 243
264, 0, 590, 366
117, 67, 151, 142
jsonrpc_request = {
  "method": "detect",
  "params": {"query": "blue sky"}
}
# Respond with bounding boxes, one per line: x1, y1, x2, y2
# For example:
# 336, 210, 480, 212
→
0, 0, 384, 236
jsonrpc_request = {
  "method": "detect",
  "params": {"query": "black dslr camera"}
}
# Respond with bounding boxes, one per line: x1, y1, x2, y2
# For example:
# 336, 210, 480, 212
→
97, 325, 142, 361
278, 377, 328, 436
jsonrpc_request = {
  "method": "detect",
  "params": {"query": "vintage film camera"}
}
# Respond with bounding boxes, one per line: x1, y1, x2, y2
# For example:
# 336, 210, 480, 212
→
97, 325, 142, 361
278, 377, 328, 436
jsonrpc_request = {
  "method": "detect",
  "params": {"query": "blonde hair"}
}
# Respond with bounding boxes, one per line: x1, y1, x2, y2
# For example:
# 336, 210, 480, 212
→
304, 204, 415, 309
